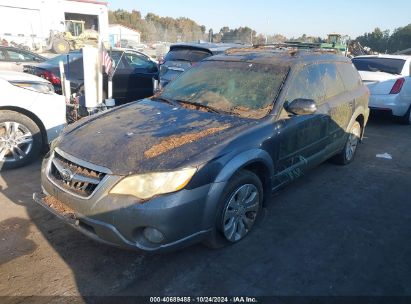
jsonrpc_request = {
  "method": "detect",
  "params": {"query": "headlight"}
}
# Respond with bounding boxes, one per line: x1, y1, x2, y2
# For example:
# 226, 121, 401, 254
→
11, 81, 55, 94
49, 136, 61, 152
109, 168, 197, 200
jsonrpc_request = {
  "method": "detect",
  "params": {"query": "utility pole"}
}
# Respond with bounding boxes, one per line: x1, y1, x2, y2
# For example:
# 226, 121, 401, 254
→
209, 29, 213, 43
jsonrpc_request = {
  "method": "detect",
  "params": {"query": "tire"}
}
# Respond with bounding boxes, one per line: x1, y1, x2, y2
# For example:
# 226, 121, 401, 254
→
398, 105, 411, 125
0, 111, 43, 170
332, 121, 362, 165
52, 38, 70, 54
204, 170, 263, 249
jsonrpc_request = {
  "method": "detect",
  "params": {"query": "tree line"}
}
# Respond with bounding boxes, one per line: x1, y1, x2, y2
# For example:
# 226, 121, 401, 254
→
355, 24, 411, 53
108, 9, 285, 44
109, 9, 411, 53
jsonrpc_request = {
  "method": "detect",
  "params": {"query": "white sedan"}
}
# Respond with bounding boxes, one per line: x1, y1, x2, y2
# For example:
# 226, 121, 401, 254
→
352, 55, 411, 124
0, 71, 66, 170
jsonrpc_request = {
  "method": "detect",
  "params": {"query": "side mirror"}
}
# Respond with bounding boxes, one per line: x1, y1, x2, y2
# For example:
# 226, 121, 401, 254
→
285, 98, 317, 115
150, 61, 158, 72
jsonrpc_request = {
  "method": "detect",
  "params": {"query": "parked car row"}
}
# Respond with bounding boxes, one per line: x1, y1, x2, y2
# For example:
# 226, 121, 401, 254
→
3, 44, 408, 125
1, 44, 409, 172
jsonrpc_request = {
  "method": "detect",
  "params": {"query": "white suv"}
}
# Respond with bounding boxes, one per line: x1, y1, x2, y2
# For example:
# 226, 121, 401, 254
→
352, 55, 411, 124
0, 71, 66, 170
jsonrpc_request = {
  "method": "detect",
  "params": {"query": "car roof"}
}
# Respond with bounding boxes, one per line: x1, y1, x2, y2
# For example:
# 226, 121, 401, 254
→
169, 42, 247, 54
204, 46, 351, 66
354, 54, 411, 61
0, 70, 50, 83
0, 46, 45, 58
111, 47, 151, 57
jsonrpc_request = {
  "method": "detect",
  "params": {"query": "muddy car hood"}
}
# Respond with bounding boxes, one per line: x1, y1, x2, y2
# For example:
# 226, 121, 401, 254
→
57, 99, 256, 175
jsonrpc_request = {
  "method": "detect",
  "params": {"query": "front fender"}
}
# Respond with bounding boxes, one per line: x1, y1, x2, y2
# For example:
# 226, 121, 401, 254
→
200, 149, 274, 230
213, 148, 274, 183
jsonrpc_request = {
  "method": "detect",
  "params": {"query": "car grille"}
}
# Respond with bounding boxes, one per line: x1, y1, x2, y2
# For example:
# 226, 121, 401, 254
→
49, 152, 106, 198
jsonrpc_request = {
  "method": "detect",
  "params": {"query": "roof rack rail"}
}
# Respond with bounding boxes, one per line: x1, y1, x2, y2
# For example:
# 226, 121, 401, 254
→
253, 42, 322, 49
225, 43, 340, 55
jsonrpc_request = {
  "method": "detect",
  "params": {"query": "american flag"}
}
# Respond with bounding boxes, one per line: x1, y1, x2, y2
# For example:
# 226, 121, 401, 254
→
102, 44, 113, 76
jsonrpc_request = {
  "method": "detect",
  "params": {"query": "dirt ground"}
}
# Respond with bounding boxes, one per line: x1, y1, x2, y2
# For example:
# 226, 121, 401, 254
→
1, 115, 411, 301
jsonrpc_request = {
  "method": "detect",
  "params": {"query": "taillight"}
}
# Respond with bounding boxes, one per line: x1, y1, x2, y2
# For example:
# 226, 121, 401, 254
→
390, 78, 405, 94
38, 71, 61, 85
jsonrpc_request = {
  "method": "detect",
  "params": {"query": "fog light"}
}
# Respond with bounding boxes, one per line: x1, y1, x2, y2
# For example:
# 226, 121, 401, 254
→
143, 227, 165, 244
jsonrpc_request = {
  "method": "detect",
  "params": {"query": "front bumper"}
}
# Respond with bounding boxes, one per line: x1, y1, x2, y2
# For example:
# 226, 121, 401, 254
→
33, 192, 212, 252
369, 94, 410, 117
36, 151, 226, 252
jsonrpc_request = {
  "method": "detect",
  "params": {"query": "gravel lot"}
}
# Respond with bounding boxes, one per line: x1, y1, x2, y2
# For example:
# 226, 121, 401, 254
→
1, 115, 410, 300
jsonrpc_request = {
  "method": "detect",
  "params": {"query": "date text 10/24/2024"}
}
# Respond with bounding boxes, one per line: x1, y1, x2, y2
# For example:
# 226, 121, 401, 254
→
149, 297, 259, 303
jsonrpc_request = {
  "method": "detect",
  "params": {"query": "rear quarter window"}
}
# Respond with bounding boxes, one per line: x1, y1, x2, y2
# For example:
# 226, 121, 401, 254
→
165, 48, 212, 62
337, 63, 362, 91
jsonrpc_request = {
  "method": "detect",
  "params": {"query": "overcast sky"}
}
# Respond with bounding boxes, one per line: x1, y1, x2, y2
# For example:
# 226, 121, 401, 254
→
108, 0, 411, 39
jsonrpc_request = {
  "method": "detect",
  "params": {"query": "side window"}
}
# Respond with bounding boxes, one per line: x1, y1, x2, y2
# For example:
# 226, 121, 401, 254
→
6, 50, 33, 61
318, 63, 346, 98
111, 52, 127, 69
305, 64, 326, 104
285, 65, 325, 104
337, 63, 361, 90
123, 52, 153, 69
0, 50, 6, 60
285, 68, 310, 104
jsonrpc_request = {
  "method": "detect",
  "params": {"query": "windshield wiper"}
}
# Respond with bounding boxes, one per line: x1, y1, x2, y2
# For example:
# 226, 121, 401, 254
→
175, 99, 223, 114
173, 58, 193, 63
152, 96, 178, 106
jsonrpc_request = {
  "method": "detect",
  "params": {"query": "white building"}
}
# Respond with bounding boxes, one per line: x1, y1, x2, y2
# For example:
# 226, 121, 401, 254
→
109, 24, 141, 47
0, 0, 109, 50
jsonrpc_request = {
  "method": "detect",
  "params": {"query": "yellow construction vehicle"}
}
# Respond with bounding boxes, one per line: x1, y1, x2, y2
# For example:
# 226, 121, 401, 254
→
48, 20, 99, 54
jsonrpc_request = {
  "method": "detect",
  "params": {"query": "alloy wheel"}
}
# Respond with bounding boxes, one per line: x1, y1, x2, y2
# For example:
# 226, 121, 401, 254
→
222, 184, 260, 242
0, 121, 33, 163
345, 123, 361, 162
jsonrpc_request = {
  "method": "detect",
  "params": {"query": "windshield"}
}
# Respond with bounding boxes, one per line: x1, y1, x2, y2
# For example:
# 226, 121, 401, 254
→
45, 53, 82, 66
160, 60, 289, 119
352, 57, 405, 75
